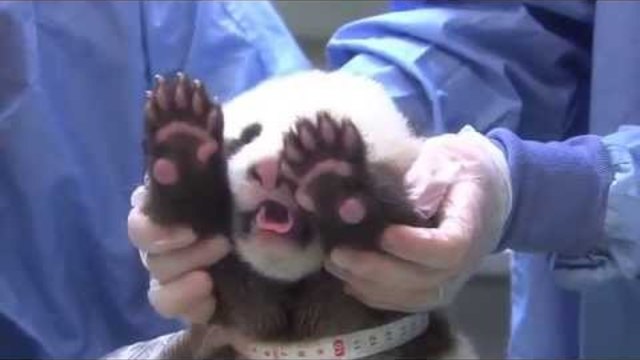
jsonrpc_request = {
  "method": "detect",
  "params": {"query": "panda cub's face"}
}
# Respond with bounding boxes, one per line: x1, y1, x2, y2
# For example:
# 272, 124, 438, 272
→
220, 70, 420, 283
220, 73, 343, 284
141, 70, 420, 285
226, 127, 325, 283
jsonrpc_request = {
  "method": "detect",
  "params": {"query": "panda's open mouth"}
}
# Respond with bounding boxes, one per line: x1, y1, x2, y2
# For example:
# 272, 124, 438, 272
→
255, 200, 295, 235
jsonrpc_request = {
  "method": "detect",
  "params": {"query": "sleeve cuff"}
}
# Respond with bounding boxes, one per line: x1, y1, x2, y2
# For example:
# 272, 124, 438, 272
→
487, 128, 614, 256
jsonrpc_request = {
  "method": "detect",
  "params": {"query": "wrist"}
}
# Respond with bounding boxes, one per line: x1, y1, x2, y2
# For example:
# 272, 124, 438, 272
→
457, 126, 513, 253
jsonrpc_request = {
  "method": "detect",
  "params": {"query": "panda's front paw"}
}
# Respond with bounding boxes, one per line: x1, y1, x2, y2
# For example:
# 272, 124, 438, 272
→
142, 73, 232, 234
144, 73, 224, 187
280, 111, 371, 225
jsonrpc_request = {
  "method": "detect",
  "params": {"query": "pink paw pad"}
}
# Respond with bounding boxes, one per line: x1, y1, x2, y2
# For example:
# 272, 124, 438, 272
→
197, 141, 218, 164
338, 197, 366, 224
152, 158, 179, 185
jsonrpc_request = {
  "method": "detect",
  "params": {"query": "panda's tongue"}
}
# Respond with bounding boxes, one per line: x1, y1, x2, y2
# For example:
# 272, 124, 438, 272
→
256, 201, 293, 234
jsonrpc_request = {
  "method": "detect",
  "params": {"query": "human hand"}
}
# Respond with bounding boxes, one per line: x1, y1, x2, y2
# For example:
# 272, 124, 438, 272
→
325, 126, 512, 312
127, 185, 231, 324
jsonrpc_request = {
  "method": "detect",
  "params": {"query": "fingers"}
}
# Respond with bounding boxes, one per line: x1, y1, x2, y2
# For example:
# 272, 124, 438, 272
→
380, 179, 485, 269
404, 152, 461, 219
324, 249, 455, 312
148, 270, 215, 320
326, 248, 448, 291
181, 297, 217, 324
380, 222, 469, 270
343, 282, 443, 313
128, 205, 197, 254
128, 185, 222, 324
324, 248, 451, 311
146, 236, 230, 283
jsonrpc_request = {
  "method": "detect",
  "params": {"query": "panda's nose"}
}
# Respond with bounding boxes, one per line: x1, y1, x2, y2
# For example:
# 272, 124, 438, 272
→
249, 156, 279, 190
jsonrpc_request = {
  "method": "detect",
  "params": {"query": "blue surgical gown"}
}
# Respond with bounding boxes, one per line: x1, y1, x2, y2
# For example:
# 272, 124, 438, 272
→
0, 1, 310, 358
327, 1, 640, 358
4, 0, 640, 359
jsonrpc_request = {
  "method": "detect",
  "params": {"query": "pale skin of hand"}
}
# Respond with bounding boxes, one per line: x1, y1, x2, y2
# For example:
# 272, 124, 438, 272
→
128, 204, 230, 324
324, 181, 480, 313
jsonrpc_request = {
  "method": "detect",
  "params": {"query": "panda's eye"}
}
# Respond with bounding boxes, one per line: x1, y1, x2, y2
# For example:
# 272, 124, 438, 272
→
226, 123, 263, 156
247, 165, 261, 184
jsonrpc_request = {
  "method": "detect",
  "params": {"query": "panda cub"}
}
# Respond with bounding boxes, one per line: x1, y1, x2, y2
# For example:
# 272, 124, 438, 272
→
141, 71, 475, 359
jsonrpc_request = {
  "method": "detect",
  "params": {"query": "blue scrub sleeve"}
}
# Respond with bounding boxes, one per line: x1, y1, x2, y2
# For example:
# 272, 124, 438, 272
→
326, 1, 590, 139
488, 129, 613, 256
547, 126, 640, 288
142, 1, 311, 100
488, 126, 639, 291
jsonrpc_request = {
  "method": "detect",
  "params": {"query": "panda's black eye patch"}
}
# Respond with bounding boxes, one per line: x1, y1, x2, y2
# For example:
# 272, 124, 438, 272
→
226, 123, 263, 156
248, 164, 261, 184
239, 123, 262, 143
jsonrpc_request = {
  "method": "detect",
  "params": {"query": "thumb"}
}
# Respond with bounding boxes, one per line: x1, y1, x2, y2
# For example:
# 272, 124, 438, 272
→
381, 218, 469, 270
405, 155, 462, 219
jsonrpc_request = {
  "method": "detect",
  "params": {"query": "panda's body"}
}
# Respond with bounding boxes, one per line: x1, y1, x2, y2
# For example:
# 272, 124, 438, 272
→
141, 71, 476, 359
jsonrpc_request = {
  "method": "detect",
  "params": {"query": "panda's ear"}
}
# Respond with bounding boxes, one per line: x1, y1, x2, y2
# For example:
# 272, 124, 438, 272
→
225, 123, 262, 156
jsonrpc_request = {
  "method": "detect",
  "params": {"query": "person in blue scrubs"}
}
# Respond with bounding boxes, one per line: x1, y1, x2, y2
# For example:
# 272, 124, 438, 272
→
0, 1, 310, 358
323, 2, 640, 358
128, 1, 640, 359
4, 0, 639, 359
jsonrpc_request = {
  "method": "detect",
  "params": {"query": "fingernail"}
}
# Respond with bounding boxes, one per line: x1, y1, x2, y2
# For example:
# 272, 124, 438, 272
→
331, 249, 353, 269
148, 240, 174, 253
324, 255, 351, 280
325, 259, 345, 278
380, 230, 397, 252
174, 227, 197, 243
150, 229, 195, 253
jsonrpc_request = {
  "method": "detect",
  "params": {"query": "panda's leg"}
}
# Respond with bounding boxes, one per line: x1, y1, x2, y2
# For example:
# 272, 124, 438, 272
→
279, 111, 394, 250
142, 73, 232, 237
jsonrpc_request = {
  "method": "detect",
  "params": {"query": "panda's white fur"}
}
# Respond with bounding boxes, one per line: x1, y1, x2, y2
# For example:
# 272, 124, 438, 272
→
223, 70, 423, 175
220, 70, 424, 282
